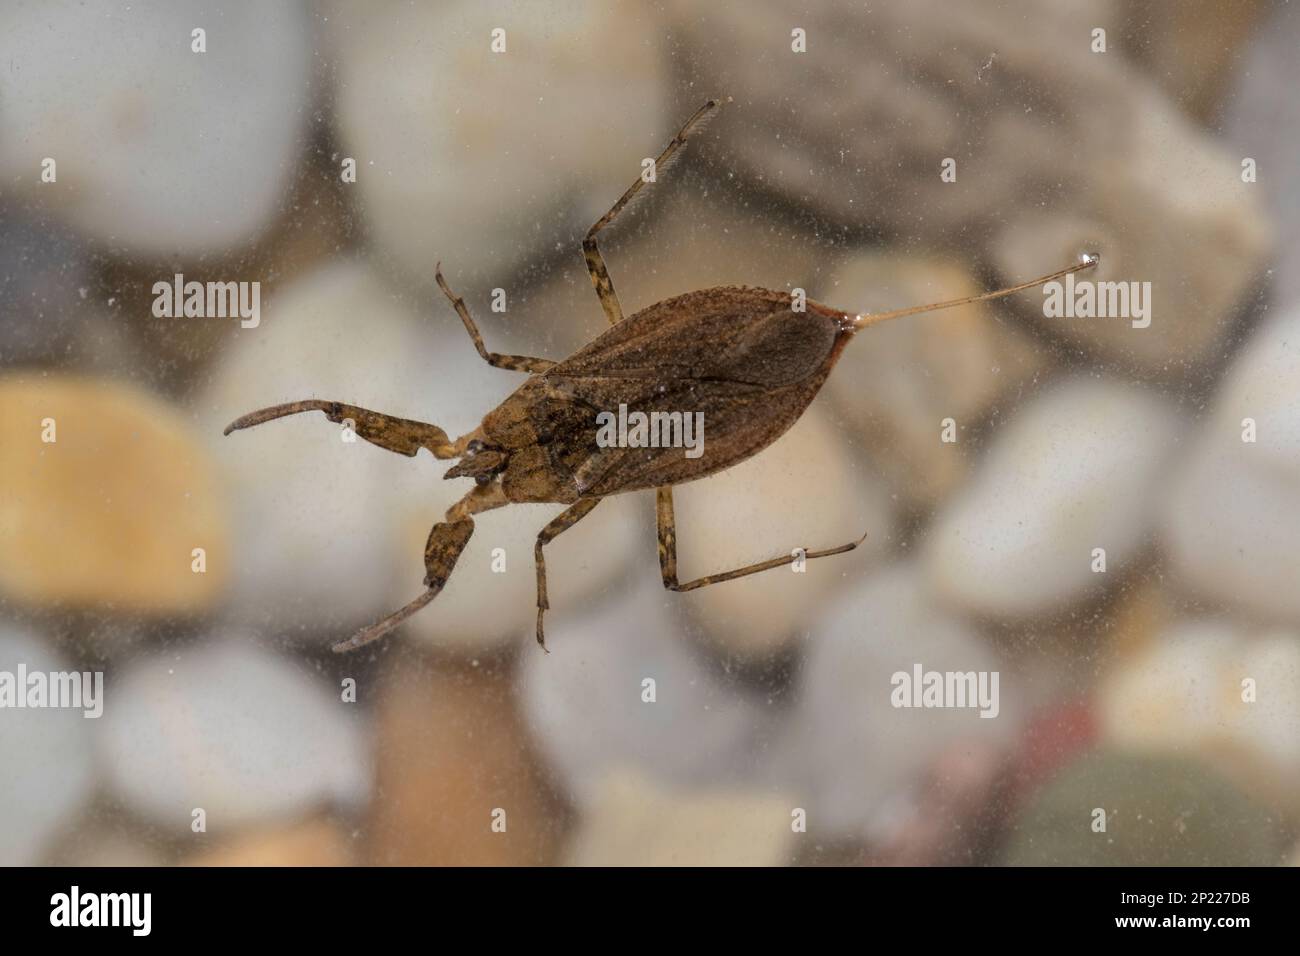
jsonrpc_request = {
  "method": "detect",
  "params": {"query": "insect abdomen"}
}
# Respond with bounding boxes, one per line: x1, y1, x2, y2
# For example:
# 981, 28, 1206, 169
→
534, 287, 855, 498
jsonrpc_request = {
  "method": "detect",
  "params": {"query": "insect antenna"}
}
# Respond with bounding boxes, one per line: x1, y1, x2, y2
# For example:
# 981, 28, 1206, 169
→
849, 254, 1099, 331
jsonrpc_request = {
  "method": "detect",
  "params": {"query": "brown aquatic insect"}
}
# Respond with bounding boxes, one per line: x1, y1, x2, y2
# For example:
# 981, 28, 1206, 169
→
224, 99, 1097, 653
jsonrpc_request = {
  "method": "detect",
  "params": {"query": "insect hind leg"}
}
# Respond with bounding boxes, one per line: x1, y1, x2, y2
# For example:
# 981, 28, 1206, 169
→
583, 98, 726, 326
533, 497, 602, 652
654, 486, 866, 592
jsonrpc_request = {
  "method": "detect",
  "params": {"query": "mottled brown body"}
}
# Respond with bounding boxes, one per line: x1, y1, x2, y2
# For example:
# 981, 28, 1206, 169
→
224, 98, 1096, 653
471, 287, 853, 504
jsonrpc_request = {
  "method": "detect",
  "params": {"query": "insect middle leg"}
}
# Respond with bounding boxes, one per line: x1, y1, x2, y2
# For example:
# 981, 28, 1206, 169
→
332, 483, 510, 653
435, 264, 555, 373
654, 486, 867, 592
533, 497, 603, 652
224, 399, 461, 459
582, 98, 725, 326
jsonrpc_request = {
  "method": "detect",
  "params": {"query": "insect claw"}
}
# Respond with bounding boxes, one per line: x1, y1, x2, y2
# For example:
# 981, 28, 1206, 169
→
535, 609, 550, 655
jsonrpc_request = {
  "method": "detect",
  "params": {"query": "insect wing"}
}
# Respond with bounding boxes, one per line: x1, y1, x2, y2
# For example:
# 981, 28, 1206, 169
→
543, 287, 849, 495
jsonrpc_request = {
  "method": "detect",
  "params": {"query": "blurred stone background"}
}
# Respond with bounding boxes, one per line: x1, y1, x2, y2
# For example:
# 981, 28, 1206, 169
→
1, 0, 1297, 866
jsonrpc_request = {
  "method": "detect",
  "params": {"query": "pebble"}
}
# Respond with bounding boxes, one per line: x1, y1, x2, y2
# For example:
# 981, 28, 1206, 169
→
518, 579, 771, 811
666, 0, 1113, 237
989, 85, 1270, 374
564, 769, 794, 866
924, 376, 1185, 619
821, 253, 1052, 508
1001, 750, 1288, 865
1162, 307, 1300, 621
1121, 0, 1269, 123
99, 639, 369, 835
185, 817, 355, 866
1224, 0, 1300, 311
0, 1, 313, 258
667, 0, 1270, 374
328, 0, 669, 291
367, 657, 563, 865
784, 562, 1019, 846
0, 625, 96, 865
0, 374, 228, 614
1099, 620, 1300, 807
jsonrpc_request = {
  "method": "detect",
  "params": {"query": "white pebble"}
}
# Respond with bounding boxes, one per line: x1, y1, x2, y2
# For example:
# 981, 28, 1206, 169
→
0, 1, 313, 257
99, 640, 368, 834
1100, 620, 1300, 795
925, 376, 1185, 618
784, 563, 1018, 842
1163, 308, 1300, 620
329, 0, 668, 288
517, 579, 770, 811
0, 625, 95, 864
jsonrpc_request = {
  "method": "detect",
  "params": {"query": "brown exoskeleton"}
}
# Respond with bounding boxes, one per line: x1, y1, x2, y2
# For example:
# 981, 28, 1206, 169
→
225, 99, 1097, 654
